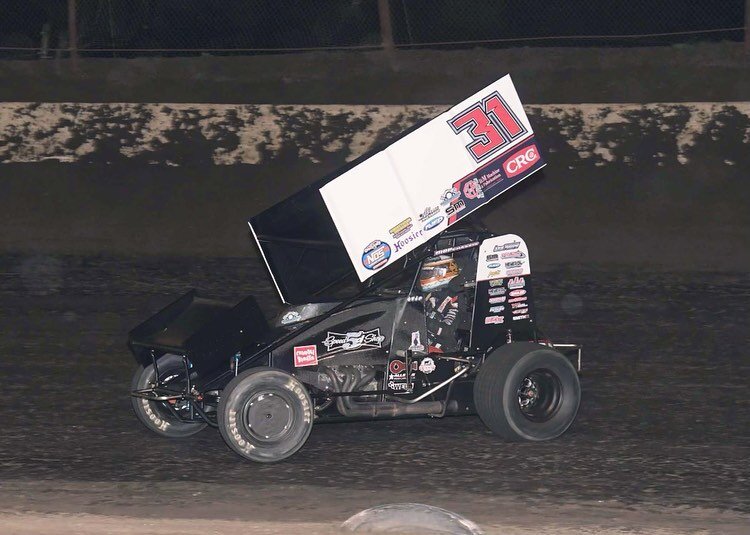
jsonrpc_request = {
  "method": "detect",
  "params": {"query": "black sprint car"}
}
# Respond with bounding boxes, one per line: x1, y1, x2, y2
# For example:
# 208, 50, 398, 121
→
129, 225, 581, 462
128, 76, 581, 462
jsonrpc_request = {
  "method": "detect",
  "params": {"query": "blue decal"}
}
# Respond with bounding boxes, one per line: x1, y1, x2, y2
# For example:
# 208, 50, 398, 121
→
362, 240, 391, 270
487, 262, 502, 269
423, 216, 445, 232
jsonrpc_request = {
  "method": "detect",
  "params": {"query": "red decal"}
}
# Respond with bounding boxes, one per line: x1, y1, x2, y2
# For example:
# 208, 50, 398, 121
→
485, 94, 524, 137
293, 345, 318, 367
503, 144, 540, 178
389, 360, 406, 374
449, 91, 526, 163
449, 107, 505, 161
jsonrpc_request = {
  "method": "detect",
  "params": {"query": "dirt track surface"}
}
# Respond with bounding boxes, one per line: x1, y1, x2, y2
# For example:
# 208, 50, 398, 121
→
1, 256, 749, 533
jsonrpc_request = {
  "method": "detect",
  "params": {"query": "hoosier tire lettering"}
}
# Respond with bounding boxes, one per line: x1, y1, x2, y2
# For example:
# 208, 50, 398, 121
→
218, 367, 314, 463
130, 354, 206, 438
140, 398, 169, 432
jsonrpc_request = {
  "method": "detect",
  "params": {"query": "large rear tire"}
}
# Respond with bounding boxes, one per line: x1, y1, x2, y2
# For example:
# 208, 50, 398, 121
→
474, 342, 580, 441
131, 354, 207, 438
218, 367, 314, 463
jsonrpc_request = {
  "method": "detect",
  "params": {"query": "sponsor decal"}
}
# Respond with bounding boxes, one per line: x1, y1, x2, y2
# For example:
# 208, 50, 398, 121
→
418, 206, 439, 222
511, 302, 527, 309
501, 250, 526, 259
387, 359, 418, 391
489, 305, 505, 313
484, 315, 505, 324
503, 144, 540, 178
488, 296, 507, 304
418, 357, 436, 374
393, 229, 424, 253
423, 216, 445, 232
362, 240, 391, 270
513, 314, 530, 321
487, 262, 502, 269
445, 198, 466, 217
486, 254, 499, 262
434, 241, 480, 255
488, 287, 506, 296
389, 217, 413, 239
508, 276, 525, 289
509, 289, 526, 297
409, 331, 425, 352
513, 307, 529, 315
494, 241, 520, 252
322, 328, 385, 353
462, 178, 485, 200
489, 279, 505, 288
477, 167, 504, 190
508, 296, 528, 304
389, 359, 408, 374
506, 268, 524, 276
281, 311, 301, 325
505, 260, 524, 268
487, 269, 503, 278
440, 187, 460, 205
293, 345, 318, 368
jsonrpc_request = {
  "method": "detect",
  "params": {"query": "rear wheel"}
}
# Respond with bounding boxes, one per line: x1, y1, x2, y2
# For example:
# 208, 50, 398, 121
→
218, 367, 314, 463
130, 354, 207, 438
474, 342, 580, 441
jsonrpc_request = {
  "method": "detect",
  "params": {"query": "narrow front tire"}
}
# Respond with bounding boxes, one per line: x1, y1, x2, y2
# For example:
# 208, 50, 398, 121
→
130, 354, 207, 438
218, 367, 314, 463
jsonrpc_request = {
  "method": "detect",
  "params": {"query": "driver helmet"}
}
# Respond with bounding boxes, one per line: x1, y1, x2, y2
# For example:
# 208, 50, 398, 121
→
420, 256, 460, 292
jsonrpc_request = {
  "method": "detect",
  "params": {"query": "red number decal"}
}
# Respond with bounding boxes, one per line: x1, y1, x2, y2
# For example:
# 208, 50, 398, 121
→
449, 92, 525, 162
449, 107, 505, 161
484, 94, 524, 137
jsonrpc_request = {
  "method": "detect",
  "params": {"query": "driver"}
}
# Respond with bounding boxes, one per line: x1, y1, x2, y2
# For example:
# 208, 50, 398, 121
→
420, 255, 463, 352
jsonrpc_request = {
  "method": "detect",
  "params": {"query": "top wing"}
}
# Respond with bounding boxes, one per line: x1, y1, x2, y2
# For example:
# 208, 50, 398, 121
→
249, 74, 544, 302
320, 74, 545, 282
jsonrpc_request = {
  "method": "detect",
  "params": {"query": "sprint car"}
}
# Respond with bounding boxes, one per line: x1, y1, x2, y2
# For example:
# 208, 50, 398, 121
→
128, 75, 582, 462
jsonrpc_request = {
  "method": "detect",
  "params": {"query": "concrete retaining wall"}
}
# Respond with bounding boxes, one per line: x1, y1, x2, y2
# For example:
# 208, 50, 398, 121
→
1, 101, 748, 270
1, 102, 749, 166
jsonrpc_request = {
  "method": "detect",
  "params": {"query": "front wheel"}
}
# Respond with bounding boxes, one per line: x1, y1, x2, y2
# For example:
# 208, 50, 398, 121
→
218, 367, 314, 463
474, 342, 580, 441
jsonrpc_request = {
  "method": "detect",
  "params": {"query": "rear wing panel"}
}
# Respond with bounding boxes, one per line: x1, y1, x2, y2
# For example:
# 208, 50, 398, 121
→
321, 75, 545, 282
249, 74, 544, 302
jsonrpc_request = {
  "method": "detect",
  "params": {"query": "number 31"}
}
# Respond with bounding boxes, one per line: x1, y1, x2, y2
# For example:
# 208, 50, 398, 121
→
448, 91, 525, 163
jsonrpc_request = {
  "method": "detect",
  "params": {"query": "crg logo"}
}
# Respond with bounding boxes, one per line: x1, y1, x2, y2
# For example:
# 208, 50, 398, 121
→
503, 145, 540, 178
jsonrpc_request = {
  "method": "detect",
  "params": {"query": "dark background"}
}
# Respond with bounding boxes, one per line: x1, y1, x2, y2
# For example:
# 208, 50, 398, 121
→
0, 2, 749, 530
0, 0, 745, 56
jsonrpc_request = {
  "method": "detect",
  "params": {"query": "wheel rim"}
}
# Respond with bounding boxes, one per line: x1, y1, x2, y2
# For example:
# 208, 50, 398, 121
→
516, 368, 562, 422
242, 390, 295, 442
147, 369, 191, 421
